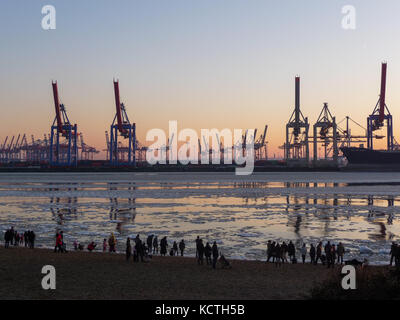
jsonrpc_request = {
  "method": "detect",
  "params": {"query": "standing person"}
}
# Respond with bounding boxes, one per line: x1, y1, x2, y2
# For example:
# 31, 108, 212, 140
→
301, 243, 307, 264
330, 244, 336, 267
29, 231, 35, 249
147, 235, 154, 255
4, 229, 10, 248
195, 236, 200, 258
179, 239, 185, 256
281, 241, 288, 263
390, 242, 397, 266
136, 239, 145, 262
126, 238, 132, 261
337, 242, 345, 264
55, 232, 63, 253
309, 244, 316, 264
325, 241, 332, 268
288, 241, 295, 263
204, 242, 212, 265
316, 242, 323, 265
197, 239, 205, 265
103, 239, 107, 252
153, 236, 159, 254
274, 243, 282, 267
108, 233, 116, 252
173, 241, 178, 256
24, 231, 28, 247
10, 227, 14, 246
160, 236, 168, 256
212, 241, 219, 269
73, 240, 78, 251
266, 240, 272, 263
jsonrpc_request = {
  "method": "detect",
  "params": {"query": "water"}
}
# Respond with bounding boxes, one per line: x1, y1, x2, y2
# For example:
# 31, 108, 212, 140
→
0, 172, 399, 264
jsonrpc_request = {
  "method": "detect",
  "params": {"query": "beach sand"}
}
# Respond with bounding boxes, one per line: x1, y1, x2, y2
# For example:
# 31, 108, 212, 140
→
0, 247, 368, 300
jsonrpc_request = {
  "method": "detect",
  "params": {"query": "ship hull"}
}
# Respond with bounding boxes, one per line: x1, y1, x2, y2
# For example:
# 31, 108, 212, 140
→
341, 147, 400, 165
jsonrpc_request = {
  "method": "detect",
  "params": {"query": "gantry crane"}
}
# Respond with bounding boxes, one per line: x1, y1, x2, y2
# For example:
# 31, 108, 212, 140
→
109, 80, 136, 166
49, 81, 78, 166
367, 62, 394, 150
285, 76, 310, 161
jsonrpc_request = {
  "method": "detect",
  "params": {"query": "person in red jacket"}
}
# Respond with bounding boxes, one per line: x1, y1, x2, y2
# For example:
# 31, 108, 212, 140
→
55, 232, 63, 253
87, 242, 96, 252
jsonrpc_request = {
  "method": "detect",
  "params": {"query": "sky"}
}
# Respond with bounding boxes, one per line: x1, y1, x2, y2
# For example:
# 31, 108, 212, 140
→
1, 0, 400, 158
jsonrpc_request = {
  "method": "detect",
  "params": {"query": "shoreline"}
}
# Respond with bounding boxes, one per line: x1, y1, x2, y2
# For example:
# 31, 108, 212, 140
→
0, 246, 390, 300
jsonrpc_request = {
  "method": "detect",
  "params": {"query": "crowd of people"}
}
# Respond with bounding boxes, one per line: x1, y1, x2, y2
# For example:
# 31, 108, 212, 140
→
4, 227, 35, 249
266, 240, 347, 268
3, 226, 400, 269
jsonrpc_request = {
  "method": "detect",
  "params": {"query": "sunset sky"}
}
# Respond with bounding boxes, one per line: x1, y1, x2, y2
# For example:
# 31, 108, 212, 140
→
1, 0, 399, 158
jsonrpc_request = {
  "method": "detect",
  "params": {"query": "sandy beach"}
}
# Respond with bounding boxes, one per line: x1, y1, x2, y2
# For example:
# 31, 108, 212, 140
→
0, 246, 371, 300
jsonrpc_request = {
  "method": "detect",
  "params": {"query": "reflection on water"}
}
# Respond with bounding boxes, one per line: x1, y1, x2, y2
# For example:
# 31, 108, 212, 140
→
109, 183, 136, 235
0, 173, 399, 264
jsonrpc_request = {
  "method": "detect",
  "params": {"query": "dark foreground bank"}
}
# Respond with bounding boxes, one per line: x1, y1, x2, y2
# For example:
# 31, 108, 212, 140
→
1, 247, 393, 300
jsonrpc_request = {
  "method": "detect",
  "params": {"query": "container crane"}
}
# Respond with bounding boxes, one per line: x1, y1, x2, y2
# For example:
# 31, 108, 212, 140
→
49, 81, 78, 166
109, 80, 136, 166
367, 62, 394, 150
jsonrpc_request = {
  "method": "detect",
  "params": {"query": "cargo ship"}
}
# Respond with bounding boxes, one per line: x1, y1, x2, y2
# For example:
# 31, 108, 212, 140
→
341, 147, 400, 165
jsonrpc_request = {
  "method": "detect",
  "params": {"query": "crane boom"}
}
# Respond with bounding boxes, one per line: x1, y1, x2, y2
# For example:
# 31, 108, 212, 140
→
113, 80, 128, 136
261, 125, 268, 145
52, 81, 67, 136
379, 62, 387, 123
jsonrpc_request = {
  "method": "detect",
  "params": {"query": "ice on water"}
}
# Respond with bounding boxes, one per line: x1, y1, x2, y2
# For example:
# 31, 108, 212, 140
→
0, 172, 399, 264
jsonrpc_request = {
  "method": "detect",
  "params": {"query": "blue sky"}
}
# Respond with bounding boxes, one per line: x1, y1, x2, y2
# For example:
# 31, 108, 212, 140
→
0, 0, 399, 156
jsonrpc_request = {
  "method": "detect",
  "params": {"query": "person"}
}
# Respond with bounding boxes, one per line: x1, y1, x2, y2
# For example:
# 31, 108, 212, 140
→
274, 243, 282, 267
212, 241, 219, 269
325, 241, 332, 268
126, 238, 131, 261
195, 236, 200, 258
337, 242, 345, 264
173, 241, 178, 256
197, 238, 205, 265
301, 243, 307, 264
281, 241, 288, 263
103, 239, 107, 252
78, 243, 84, 251
55, 231, 63, 253
87, 242, 96, 252
315, 242, 323, 264
179, 239, 185, 256
204, 242, 212, 265
136, 238, 145, 262
4, 228, 10, 248
288, 241, 295, 262
266, 240, 272, 263
330, 244, 336, 267
73, 240, 78, 251
9, 227, 14, 245
147, 235, 154, 255
309, 244, 316, 264
153, 236, 159, 254
30, 230, 35, 249
390, 242, 397, 266
160, 236, 168, 256
108, 233, 116, 252
219, 254, 232, 269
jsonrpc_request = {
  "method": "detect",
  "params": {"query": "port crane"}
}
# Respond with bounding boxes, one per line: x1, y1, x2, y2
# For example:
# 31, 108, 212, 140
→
367, 62, 394, 150
285, 76, 310, 162
49, 81, 78, 166
109, 80, 136, 166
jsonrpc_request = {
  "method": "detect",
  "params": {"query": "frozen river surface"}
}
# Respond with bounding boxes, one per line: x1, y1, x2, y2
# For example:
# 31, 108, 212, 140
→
0, 172, 399, 264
